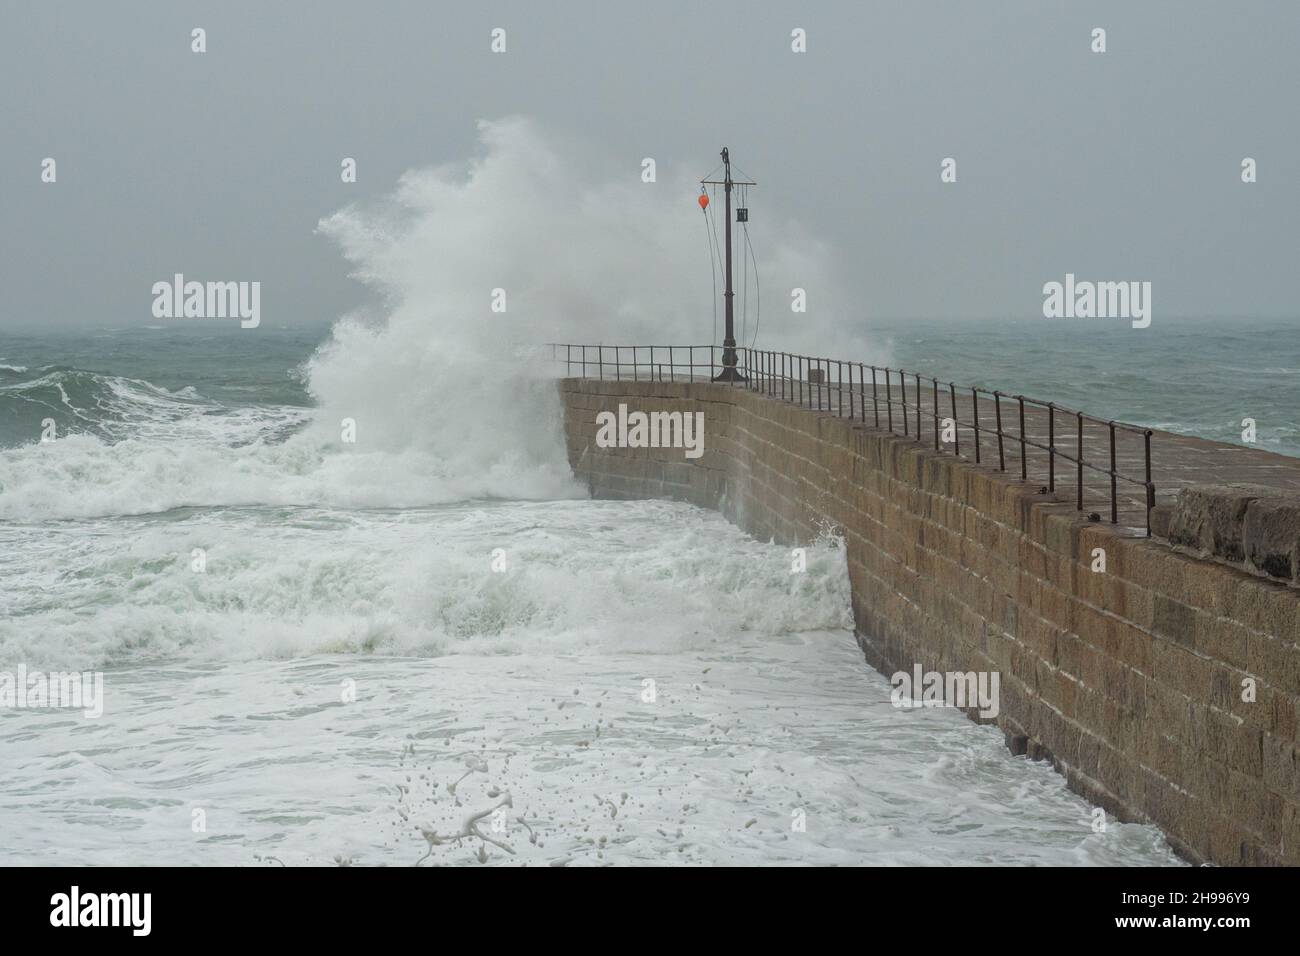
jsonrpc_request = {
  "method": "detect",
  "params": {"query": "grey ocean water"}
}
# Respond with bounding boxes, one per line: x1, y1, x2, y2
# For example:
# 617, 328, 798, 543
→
6, 318, 1294, 453
6, 319, 1286, 865
872, 317, 1300, 456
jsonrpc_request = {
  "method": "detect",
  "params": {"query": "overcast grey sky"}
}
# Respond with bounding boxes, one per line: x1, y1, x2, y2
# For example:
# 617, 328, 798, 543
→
3, 0, 1298, 329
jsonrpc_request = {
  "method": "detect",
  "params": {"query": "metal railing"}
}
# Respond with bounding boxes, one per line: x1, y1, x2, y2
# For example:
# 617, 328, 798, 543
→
549, 343, 1157, 536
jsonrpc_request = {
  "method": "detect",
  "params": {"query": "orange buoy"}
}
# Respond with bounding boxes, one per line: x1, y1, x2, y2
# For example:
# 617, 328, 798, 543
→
697, 193, 709, 210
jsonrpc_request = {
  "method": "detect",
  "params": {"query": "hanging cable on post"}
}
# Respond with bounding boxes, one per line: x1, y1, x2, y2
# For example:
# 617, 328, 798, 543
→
743, 187, 754, 351
705, 187, 726, 352
744, 221, 760, 349
699, 189, 718, 353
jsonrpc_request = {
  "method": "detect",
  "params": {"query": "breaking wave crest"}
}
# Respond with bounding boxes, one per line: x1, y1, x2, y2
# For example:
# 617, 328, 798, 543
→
0, 118, 868, 521
0, 500, 853, 670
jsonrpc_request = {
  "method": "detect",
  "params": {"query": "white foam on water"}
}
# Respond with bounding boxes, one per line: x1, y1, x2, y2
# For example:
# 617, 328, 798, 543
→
0, 498, 1183, 865
0, 639, 1184, 867
0, 500, 851, 670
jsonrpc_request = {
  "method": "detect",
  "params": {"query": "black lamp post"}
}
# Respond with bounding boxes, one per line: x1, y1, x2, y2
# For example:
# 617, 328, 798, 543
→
701, 147, 755, 382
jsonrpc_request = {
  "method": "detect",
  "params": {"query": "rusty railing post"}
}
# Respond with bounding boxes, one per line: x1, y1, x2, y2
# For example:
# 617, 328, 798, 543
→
949, 383, 958, 456
932, 377, 940, 450
1076, 412, 1084, 511
871, 365, 879, 427
1018, 395, 1027, 481
1144, 430, 1155, 537
1109, 421, 1118, 524
900, 369, 908, 437
994, 391, 1005, 471
914, 372, 921, 441
1048, 403, 1055, 491
857, 362, 864, 422
886, 367, 893, 432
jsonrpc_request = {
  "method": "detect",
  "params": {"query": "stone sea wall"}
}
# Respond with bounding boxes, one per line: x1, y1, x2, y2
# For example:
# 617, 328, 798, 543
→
559, 377, 1300, 866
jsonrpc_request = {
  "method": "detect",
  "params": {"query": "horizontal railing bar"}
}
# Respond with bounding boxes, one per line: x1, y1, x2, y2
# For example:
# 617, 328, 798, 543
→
550, 345, 1150, 436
